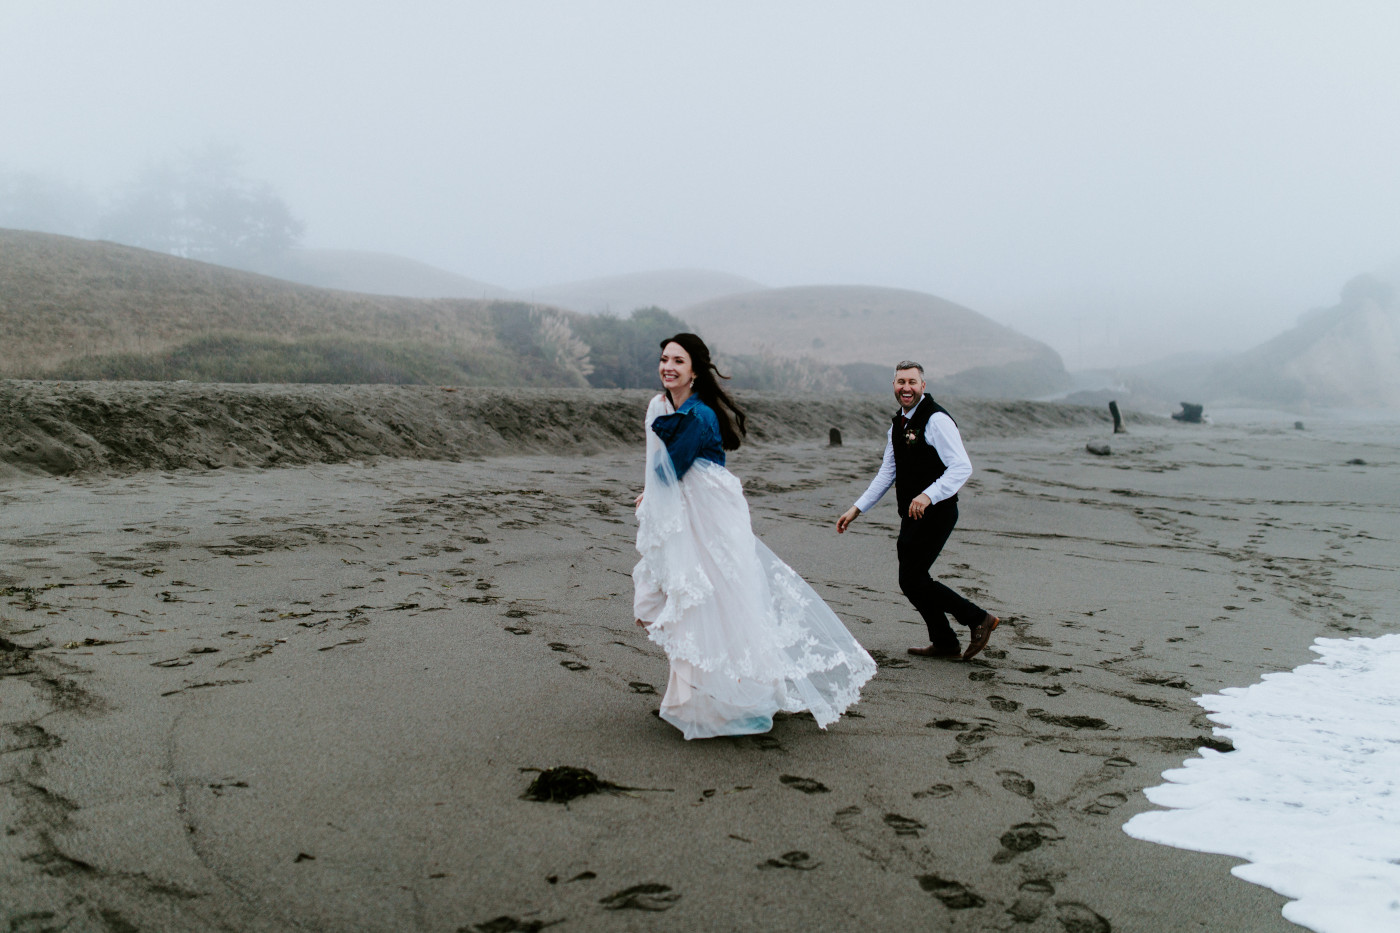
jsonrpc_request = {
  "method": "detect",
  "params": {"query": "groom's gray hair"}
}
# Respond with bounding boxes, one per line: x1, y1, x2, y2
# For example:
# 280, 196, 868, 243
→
894, 360, 925, 376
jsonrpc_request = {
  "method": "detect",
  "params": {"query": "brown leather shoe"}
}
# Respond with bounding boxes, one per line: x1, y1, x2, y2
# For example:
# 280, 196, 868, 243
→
961, 613, 1000, 660
908, 645, 962, 659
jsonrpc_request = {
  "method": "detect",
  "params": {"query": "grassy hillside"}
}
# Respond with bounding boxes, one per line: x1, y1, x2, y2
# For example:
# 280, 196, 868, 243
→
0, 230, 503, 372
0, 230, 1068, 398
0, 230, 666, 387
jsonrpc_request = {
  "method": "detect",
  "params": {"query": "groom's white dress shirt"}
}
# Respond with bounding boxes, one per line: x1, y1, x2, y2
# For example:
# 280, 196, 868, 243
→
853, 395, 972, 514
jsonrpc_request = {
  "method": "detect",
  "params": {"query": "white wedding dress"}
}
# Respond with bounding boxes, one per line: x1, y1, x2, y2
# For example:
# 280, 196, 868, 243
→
632, 394, 877, 740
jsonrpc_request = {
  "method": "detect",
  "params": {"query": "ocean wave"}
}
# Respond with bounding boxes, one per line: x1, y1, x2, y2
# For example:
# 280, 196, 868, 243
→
1124, 634, 1400, 933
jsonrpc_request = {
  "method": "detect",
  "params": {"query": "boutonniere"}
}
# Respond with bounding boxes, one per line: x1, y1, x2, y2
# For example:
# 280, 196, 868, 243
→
903, 428, 918, 446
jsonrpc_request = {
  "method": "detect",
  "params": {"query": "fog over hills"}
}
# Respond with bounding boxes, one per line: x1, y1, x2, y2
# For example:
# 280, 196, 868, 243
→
515, 269, 766, 316
1082, 271, 1400, 413
236, 254, 763, 318
234, 249, 512, 300
1207, 274, 1400, 410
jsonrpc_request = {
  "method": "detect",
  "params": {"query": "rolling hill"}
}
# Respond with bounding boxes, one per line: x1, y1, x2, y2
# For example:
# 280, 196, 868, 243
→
681, 285, 1070, 397
0, 230, 600, 386
0, 230, 1069, 398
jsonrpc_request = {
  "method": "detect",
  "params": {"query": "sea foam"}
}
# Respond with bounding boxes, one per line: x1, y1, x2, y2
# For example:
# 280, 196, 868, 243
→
1123, 634, 1400, 933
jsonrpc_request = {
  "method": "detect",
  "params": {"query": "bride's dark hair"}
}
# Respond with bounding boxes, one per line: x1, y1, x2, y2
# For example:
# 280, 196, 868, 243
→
661, 332, 747, 451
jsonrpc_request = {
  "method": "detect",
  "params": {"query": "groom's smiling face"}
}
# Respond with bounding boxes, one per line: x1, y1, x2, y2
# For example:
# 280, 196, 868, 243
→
894, 368, 924, 411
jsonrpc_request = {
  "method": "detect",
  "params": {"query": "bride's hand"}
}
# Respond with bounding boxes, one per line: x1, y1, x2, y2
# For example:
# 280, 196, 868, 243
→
634, 493, 644, 508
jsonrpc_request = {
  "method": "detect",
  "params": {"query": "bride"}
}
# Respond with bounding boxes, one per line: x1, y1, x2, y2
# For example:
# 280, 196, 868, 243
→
632, 333, 877, 740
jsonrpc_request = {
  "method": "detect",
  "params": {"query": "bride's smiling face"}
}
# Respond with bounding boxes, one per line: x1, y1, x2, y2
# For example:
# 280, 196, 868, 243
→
659, 342, 694, 394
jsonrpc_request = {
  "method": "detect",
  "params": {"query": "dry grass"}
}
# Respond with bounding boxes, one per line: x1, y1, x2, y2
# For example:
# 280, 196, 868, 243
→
0, 230, 500, 375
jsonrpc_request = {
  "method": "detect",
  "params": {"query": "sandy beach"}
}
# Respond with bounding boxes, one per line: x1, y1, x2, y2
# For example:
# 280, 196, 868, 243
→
2, 385, 1396, 932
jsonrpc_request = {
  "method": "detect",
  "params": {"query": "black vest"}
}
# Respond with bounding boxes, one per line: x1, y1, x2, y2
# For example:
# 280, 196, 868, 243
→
893, 395, 957, 515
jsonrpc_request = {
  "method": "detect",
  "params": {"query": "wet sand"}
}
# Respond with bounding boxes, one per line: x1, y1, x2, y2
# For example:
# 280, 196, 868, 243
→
2, 398, 1396, 932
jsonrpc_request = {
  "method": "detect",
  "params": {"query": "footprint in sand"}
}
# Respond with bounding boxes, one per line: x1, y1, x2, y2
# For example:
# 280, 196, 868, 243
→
912, 783, 955, 800
628, 682, 656, 695
1084, 792, 1127, 815
916, 875, 984, 909
599, 883, 681, 911
946, 746, 993, 765
559, 660, 589, 672
779, 775, 829, 794
868, 649, 912, 669
1056, 901, 1112, 932
996, 770, 1035, 798
1028, 710, 1111, 730
993, 822, 1062, 863
758, 850, 820, 871
988, 695, 1021, 712
954, 726, 991, 746
1007, 878, 1056, 922
883, 813, 926, 837
469, 915, 554, 933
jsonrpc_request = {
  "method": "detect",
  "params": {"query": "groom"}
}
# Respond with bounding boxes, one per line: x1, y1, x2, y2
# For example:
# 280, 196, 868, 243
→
836, 361, 999, 660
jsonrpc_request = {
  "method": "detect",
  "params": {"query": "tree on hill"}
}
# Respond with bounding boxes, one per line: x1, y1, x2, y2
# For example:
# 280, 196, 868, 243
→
573, 307, 692, 389
97, 144, 304, 264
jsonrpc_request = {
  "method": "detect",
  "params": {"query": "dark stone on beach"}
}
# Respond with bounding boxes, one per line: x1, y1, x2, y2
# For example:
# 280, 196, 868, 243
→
1086, 443, 1111, 456
1171, 402, 1204, 423
828, 427, 842, 446
1108, 400, 1126, 434
1294, 421, 1305, 430
1347, 458, 1366, 466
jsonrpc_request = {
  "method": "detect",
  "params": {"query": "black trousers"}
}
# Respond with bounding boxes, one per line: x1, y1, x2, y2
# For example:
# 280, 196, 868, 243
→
897, 500, 984, 649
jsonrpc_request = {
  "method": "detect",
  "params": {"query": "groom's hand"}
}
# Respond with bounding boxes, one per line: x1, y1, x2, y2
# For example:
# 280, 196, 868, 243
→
907, 493, 932, 519
836, 506, 861, 533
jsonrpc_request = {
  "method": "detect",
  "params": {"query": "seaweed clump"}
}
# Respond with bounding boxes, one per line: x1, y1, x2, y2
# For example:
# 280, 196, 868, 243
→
521, 766, 625, 803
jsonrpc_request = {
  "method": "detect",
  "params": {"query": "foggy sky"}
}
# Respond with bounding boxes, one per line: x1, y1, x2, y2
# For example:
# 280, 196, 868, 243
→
3, 1, 1399, 369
